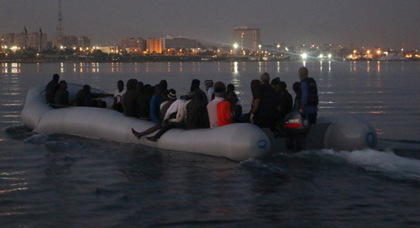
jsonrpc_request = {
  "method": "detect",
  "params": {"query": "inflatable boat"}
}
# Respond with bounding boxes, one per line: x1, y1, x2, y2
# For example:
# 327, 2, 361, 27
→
21, 84, 377, 161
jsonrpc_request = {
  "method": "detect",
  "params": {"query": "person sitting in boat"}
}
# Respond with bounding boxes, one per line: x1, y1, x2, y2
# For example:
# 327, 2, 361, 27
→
204, 79, 214, 102
53, 80, 70, 108
112, 80, 125, 113
144, 92, 192, 142
298, 67, 319, 124
131, 89, 177, 139
226, 83, 243, 122
292, 82, 301, 111
137, 84, 153, 120
122, 79, 139, 117
186, 88, 210, 129
190, 79, 208, 105
225, 90, 242, 123
159, 79, 168, 100
150, 84, 163, 123
75, 84, 112, 107
207, 81, 233, 128
45, 74, 60, 105
250, 72, 278, 128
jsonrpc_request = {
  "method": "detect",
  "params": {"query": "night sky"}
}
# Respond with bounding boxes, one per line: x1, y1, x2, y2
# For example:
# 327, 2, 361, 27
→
1, 0, 419, 50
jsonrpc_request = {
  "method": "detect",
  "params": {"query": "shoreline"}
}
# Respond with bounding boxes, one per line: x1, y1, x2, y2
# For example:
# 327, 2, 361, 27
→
1, 58, 418, 64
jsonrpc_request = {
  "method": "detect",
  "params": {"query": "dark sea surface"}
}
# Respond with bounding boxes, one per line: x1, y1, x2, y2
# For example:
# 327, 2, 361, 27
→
1, 61, 419, 227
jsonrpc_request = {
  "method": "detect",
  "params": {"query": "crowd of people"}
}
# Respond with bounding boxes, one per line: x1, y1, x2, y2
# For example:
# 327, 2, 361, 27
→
44, 67, 319, 142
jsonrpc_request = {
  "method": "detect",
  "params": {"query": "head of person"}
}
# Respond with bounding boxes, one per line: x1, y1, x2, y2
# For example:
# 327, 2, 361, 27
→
227, 83, 235, 92
279, 81, 287, 92
154, 84, 162, 95
213, 81, 226, 98
59, 80, 67, 90
298, 67, 309, 80
117, 80, 124, 91
190, 79, 200, 92
159, 80, 168, 91
143, 84, 153, 95
204, 80, 213, 90
270, 77, 280, 87
260, 72, 270, 84
167, 89, 176, 101
83, 84, 91, 94
225, 90, 238, 105
270, 77, 281, 92
293, 82, 301, 94
53, 74, 60, 82
126, 79, 138, 91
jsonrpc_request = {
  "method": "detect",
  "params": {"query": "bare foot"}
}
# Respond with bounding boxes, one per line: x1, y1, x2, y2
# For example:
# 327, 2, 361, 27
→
131, 128, 143, 140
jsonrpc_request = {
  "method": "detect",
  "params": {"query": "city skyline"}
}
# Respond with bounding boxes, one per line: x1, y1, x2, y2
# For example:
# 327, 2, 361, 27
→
0, 0, 419, 50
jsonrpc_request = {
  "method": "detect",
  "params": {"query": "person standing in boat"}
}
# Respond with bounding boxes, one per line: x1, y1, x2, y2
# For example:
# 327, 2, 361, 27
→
298, 67, 319, 124
250, 72, 278, 128
45, 74, 60, 105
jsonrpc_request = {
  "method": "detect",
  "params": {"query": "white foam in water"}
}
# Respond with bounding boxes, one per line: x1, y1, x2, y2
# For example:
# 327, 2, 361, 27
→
23, 133, 48, 144
328, 149, 420, 181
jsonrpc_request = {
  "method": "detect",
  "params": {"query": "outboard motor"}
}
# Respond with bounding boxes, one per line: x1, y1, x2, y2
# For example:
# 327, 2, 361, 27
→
283, 112, 311, 152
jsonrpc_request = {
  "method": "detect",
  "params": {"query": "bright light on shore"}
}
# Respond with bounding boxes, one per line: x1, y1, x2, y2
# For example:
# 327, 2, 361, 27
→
233, 43, 238, 49
301, 53, 308, 59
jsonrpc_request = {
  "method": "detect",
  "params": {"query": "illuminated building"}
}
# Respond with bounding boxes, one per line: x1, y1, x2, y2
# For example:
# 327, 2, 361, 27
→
121, 38, 146, 54
27, 33, 48, 50
233, 26, 261, 52
147, 38, 163, 54
52, 35, 78, 49
78, 36, 91, 49
95, 45, 119, 54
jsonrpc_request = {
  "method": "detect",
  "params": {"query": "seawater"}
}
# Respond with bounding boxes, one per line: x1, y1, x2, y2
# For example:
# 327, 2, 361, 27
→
0, 61, 419, 227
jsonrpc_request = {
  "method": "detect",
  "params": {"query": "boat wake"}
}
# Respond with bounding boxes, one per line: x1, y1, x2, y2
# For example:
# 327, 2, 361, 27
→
294, 149, 420, 182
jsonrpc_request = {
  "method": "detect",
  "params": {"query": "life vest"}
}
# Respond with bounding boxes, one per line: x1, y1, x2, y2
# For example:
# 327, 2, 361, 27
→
301, 77, 318, 106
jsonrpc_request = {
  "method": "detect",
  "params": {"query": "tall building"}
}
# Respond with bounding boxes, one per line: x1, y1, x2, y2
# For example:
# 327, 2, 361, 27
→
233, 26, 261, 52
78, 36, 91, 49
164, 37, 201, 49
2, 31, 47, 50
121, 38, 146, 53
27, 33, 48, 51
147, 38, 163, 54
1, 33, 16, 48
52, 35, 78, 49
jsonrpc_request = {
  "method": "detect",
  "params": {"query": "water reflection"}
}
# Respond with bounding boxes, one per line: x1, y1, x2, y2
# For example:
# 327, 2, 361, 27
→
367, 61, 370, 73
232, 61, 239, 73
377, 61, 381, 72
60, 62, 65, 73
276, 61, 280, 73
